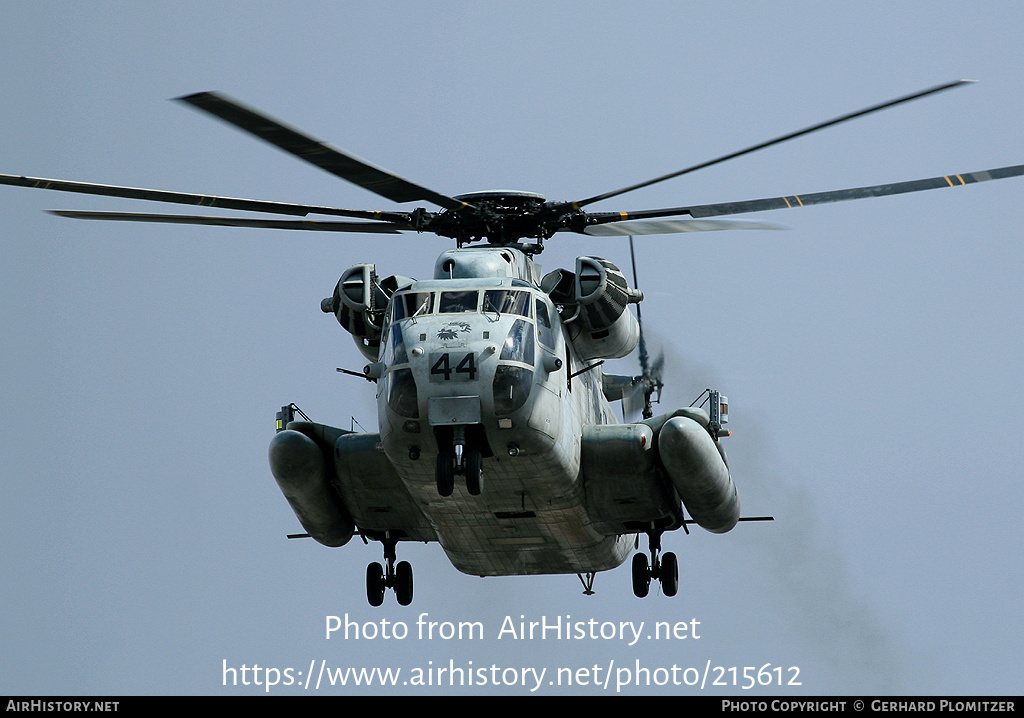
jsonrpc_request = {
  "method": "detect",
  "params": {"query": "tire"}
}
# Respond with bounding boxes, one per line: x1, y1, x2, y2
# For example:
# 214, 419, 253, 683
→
436, 450, 454, 496
395, 560, 414, 606
465, 449, 483, 496
661, 552, 678, 597
631, 553, 650, 598
366, 562, 386, 607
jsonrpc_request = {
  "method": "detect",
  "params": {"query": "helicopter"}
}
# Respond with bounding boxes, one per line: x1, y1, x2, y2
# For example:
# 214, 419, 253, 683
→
3, 80, 1023, 606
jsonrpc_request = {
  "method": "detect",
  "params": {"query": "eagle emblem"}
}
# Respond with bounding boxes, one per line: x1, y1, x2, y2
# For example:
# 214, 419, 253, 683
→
437, 321, 472, 340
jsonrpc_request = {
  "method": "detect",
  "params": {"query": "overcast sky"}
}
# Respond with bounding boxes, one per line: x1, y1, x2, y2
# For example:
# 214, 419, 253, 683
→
2, 1, 1022, 696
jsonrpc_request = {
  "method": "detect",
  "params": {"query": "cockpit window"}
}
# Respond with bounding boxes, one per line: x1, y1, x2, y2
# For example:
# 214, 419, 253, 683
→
500, 318, 535, 365
439, 290, 479, 313
383, 323, 408, 365
536, 298, 555, 349
493, 366, 533, 415
392, 292, 433, 321
386, 367, 419, 418
483, 290, 531, 317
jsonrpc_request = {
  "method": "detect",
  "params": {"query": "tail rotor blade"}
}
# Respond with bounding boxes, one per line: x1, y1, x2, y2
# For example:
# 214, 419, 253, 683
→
623, 381, 647, 424
627, 236, 665, 420
650, 350, 665, 380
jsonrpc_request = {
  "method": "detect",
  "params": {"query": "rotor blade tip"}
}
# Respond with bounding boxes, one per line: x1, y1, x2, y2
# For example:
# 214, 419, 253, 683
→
174, 91, 220, 104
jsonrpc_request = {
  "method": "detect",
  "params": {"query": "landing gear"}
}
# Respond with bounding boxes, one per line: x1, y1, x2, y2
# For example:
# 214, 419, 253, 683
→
631, 530, 678, 598
365, 533, 414, 606
577, 572, 597, 596
435, 426, 484, 496
436, 450, 454, 496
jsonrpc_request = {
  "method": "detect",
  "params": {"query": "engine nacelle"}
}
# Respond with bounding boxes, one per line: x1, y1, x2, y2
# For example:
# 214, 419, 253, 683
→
542, 257, 642, 361
321, 264, 414, 361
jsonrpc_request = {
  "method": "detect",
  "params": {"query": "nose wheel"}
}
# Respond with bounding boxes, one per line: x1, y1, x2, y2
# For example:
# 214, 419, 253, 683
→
366, 534, 414, 606
436, 450, 455, 496
631, 531, 678, 598
464, 448, 483, 495
436, 426, 483, 496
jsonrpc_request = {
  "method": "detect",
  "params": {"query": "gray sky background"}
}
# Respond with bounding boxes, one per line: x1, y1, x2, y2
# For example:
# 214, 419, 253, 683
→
2, 1, 1022, 696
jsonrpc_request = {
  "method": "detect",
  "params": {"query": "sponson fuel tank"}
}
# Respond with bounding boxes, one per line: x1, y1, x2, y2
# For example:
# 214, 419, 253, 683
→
269, 427, 356, 547
655, 412, 740, 533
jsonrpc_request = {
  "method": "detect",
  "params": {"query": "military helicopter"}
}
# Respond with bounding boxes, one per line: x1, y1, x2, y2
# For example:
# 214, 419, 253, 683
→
4, 80, 1023, 606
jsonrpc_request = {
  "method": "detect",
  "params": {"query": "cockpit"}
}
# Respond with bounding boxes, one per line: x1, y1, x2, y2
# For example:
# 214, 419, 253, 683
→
381, 280, 559, 422
389, 285, 535, 321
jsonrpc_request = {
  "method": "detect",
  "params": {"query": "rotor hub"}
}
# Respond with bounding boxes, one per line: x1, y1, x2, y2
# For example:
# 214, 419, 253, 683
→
436, 190, 557, 247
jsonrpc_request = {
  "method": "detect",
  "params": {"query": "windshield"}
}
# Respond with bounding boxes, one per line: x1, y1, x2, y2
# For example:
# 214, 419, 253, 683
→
391, 287, 540, 321
483, 289, 531, 317
438, 290, 479, 313
392, 292, 433, 321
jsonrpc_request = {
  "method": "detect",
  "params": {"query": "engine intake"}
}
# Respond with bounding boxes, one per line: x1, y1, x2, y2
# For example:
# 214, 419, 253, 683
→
542, 257, 642, 361
321, 264, 413, 361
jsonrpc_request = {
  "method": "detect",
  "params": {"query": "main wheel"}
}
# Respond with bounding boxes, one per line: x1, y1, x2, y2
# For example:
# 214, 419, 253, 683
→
395, 560, 414, 606
631, 553, 650, 598
465, 448, 483, 495
436, 450, 454, 496
660, 552, 679, 597
366, 562, 386, 607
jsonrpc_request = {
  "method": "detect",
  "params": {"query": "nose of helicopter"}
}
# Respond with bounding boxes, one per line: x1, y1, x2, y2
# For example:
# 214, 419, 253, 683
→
380, 311, 538, 427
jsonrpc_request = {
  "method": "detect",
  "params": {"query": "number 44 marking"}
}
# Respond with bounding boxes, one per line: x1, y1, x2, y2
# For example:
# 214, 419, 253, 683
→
430, 352, 477, 381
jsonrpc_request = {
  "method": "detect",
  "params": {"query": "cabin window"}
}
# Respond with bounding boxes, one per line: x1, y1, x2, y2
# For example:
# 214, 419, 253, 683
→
483, 289, 531, 317
439, 290, 479, 313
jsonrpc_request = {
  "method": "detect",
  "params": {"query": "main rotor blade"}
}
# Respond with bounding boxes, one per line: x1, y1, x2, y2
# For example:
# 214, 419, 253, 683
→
48, 210, 407, 233
586, 163, 1024, 223
580, 218, 785, 235
567, 79, 973, 210
177, 92, 471, 211
0, 173, 410, 222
